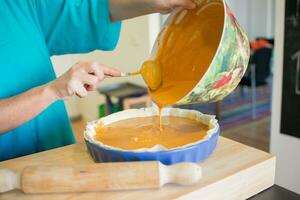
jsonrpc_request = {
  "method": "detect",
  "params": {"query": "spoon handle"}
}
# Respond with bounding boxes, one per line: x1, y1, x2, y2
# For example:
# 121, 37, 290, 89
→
105, 71, 140, 78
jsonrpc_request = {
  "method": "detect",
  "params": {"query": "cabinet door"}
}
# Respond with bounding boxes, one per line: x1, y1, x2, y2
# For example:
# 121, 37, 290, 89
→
281, 0, 300, 138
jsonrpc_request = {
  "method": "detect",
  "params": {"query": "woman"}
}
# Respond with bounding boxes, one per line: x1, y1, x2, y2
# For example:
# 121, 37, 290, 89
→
0, 0, 195, 160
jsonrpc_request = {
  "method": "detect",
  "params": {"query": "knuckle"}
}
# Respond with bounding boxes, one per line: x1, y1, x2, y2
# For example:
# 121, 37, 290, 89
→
98, 73, 105, 81
91, 76, 98, 84
90, 62, 100, 72
91, 62, 98, 67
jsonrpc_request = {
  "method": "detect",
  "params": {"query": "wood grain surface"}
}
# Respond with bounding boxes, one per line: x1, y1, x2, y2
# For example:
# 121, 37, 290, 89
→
0, 137, 275, 200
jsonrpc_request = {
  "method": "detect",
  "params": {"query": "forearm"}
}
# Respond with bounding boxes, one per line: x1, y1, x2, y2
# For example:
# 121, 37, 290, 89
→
109, 0, 157, 21
0, 85, 57, 134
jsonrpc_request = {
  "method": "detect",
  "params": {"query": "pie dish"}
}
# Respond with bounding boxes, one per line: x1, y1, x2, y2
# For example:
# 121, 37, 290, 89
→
84, 108, 220, 165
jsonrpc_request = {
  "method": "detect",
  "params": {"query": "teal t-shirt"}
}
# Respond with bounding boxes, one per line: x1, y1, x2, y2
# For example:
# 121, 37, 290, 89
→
0, 0, 121, 161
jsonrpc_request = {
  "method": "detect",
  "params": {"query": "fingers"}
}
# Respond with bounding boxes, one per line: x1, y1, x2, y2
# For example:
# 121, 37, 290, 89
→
80, 74, 98, 85
171, 0, 196, 9
67, 61, 121, 98
85, 62, 121, 78
72, 74, 98, 98
81, 74, 99, 91
89, 62, 105, 80
73, 80, 88, 98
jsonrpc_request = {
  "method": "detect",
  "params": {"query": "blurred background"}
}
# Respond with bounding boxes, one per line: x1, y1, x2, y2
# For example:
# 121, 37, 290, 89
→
51, 0, 300, 195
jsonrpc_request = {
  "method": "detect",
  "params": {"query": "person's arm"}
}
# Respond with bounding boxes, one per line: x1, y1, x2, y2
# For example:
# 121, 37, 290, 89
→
109, 0, 196, 21
0, 86, 56, 134
0, 62, 120, 134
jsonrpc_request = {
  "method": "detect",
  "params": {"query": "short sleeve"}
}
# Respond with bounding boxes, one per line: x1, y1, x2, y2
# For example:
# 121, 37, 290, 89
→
36, 0, 121, 55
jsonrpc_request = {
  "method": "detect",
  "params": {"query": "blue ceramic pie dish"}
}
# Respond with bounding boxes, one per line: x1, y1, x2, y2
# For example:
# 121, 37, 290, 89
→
85, 129, 219, 165
84, 108, 220, 165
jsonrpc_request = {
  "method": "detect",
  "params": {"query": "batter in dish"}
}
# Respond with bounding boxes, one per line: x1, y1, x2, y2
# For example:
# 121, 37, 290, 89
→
95, 116, 209, 150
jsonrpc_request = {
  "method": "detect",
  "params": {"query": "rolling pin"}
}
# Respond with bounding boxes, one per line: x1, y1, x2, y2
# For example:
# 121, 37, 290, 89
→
0, 161, 202, 194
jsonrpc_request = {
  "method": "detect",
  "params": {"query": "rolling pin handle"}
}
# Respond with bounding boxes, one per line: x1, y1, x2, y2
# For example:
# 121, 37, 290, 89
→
0, 169, 20, 193
159, 162, 202, 186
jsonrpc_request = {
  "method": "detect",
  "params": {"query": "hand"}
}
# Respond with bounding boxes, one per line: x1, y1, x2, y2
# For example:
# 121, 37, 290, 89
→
154, 0, 196, 14
48, 62, 121, 99
109, 0, 196, 21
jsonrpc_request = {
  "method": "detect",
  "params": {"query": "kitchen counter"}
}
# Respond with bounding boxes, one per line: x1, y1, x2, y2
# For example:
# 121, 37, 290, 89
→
250, 185, 300, 200
0, 137, 275, 200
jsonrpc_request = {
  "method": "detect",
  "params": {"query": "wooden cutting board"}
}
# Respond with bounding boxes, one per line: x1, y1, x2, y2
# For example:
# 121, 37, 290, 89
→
0, 137, 275, 200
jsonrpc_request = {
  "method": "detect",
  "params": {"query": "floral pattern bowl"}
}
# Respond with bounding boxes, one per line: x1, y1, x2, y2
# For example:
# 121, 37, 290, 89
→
150, 0, 250, 104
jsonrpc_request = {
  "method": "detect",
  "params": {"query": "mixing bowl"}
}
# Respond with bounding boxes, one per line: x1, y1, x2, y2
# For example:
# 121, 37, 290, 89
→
149, 0, 250, 105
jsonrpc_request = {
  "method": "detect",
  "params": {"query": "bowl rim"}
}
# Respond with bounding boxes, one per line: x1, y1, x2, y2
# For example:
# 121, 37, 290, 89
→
84, 108, 220, 153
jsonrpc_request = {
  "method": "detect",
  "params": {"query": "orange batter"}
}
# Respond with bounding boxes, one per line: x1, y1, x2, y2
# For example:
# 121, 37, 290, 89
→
95, 116, 209, 150
150, 2, 224, 107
